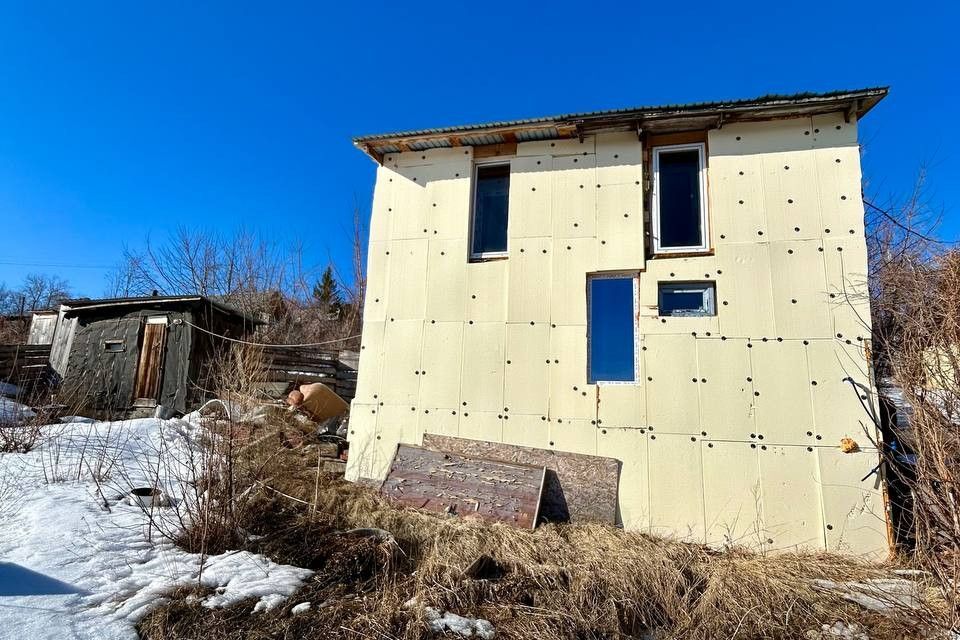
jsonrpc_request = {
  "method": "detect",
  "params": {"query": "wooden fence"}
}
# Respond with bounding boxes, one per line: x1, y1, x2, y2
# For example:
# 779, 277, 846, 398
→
260, 346, 357, 402
0, 344, 53, 390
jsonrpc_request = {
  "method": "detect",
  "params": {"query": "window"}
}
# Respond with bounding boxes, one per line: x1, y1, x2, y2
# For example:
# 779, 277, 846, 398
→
103, 340, 124, 352
652, 143, 708, 253
588, 275, 638, 383
658, 282, 716, 317
470, 162, 510, 258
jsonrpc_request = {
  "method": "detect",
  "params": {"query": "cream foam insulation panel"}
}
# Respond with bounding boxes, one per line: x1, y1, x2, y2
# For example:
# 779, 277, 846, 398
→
348, 118, 888, 556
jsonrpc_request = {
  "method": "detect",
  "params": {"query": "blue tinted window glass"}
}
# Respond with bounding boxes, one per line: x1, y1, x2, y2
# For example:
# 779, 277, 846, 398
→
471, 164, 510, 255
588, 277, 636, 382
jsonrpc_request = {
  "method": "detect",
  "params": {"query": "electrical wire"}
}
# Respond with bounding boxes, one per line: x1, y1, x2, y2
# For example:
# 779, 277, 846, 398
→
176, 318, 361, 348
862, 198, 954, 245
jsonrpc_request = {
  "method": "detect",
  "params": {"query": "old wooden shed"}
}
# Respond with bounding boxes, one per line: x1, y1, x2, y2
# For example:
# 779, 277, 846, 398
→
58, 296, 259, 416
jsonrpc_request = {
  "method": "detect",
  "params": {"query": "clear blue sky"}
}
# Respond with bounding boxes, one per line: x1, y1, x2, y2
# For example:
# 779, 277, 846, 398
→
0, 1, 956, 297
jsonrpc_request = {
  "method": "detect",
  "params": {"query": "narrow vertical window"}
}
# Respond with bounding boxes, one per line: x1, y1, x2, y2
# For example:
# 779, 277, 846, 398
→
470, 162, 510, 258
588, 275, 637, 383
652, 143, 708, 253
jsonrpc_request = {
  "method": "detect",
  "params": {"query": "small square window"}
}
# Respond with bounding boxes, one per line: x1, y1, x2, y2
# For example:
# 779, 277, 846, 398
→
658, 282, 716, 317
104, 340, 125, 352
652, 143, 709, 253
588, 275, 638, 383
470, 162, 510, 258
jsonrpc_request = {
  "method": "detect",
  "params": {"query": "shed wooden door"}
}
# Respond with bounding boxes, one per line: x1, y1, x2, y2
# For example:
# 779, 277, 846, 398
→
133, 317, 168, 405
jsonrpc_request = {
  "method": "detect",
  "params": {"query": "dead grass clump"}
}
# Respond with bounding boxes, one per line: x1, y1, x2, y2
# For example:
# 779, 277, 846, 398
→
140, 458, 944, 640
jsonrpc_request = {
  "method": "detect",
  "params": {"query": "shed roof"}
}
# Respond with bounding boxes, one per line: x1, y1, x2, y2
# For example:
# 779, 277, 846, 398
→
62, 295, 262, 324
354, 87, 888, 161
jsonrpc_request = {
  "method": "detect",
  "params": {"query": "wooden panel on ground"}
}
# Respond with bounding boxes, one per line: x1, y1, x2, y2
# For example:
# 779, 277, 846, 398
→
380, 444, 545, 529
423, 434, 619, 525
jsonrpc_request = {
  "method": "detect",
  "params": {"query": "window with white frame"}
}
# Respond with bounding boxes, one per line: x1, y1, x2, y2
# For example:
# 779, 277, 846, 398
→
470, 162, 510, 258
587, 274, 638, 383
652, 143, 709, 253
658, 282, 716, 317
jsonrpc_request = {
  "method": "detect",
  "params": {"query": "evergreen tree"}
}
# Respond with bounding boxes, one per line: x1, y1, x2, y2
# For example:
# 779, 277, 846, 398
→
313, 265, 342, 313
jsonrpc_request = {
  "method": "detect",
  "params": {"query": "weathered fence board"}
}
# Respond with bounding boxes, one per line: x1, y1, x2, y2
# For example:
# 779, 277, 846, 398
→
0, 344, 52, 389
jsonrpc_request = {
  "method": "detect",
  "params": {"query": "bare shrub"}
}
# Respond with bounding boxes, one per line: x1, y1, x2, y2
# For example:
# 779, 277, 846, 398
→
0, 420, 42, 453
154, 342, 312, 558
867, 170, 960, 629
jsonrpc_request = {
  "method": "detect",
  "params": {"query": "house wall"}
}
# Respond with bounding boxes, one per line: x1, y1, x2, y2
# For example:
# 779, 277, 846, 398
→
61, 308, 192, 414
348, 112, 887, 556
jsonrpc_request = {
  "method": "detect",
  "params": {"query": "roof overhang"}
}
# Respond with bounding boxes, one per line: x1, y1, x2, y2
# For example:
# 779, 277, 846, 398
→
62, 295, 263, 325
354, 87, 888, 163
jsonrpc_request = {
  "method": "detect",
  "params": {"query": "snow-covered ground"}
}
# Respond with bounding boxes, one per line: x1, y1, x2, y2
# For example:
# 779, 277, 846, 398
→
0, 416, 313, 640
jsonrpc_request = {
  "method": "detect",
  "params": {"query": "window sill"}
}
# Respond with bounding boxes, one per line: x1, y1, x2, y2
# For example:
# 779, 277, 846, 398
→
649, 248, 714, 259
469, 252, 509, 263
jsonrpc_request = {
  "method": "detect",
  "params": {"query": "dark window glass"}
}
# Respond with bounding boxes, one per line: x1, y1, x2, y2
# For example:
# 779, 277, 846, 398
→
588, 277, 636, 382
658, 283, 716, 316
471, 164, 510, 256
657, 148, 703, 248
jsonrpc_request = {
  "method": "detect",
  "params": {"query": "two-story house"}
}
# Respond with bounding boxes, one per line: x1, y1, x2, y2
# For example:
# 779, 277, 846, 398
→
348, 88, 890, 556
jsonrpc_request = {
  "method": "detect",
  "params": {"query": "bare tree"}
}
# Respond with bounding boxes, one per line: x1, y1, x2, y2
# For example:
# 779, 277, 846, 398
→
18, 273, 71, 312
108, 227, 298, 313
107, 219, 366, 348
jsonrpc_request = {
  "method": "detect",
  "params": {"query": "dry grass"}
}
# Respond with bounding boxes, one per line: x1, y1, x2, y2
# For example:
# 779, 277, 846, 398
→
138, 440, 946, 640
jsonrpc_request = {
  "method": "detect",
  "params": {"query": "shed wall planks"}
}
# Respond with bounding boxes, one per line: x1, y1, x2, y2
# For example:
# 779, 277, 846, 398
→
349, 116, 886, 556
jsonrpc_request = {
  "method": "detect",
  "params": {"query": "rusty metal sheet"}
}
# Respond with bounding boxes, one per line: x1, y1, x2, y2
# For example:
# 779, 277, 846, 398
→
381, 444, 545, 528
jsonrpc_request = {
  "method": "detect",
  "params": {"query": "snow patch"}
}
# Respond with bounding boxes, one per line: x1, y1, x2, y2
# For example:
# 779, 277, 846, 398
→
0, 396, 35, 424
291, 601, 311, 615
0, 417, 313, 639
426, 606, 496, 639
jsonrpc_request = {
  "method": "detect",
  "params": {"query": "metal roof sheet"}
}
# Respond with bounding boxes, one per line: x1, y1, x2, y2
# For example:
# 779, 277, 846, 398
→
354, 87, 888, 147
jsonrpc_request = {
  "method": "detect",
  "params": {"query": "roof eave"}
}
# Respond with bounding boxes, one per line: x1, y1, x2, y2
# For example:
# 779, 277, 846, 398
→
354, 87, 888, 162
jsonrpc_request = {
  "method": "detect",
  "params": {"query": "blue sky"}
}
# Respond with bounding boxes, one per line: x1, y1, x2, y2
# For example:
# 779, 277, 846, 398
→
0, 1, 956, 297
